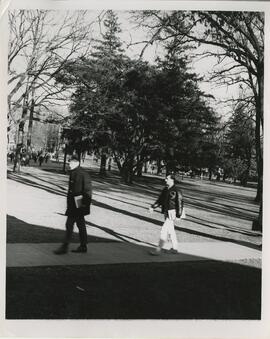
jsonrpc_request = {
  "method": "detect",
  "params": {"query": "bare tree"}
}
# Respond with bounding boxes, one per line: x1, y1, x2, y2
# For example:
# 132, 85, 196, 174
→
8, 9, 97, 146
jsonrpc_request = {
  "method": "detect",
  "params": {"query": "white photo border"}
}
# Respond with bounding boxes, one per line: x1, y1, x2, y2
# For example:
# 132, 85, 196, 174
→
1, 1, 269, 338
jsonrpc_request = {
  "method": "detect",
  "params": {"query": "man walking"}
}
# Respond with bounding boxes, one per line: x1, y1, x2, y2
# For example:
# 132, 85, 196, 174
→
149, 173, 183, 255
54, 155, 92, 254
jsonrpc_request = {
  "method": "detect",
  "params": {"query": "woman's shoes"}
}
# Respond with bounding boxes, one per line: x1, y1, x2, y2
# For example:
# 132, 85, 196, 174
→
149, 248, 162, 256
169, 248, 178, 254
149, 248, 178, 256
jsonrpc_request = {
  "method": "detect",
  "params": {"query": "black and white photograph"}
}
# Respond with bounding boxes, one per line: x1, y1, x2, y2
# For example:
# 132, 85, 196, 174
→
1, 0, 270, 337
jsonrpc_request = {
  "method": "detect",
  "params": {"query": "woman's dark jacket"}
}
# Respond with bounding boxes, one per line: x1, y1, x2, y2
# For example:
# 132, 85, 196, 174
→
152, 185, 183, 218
65, 166, 92, 217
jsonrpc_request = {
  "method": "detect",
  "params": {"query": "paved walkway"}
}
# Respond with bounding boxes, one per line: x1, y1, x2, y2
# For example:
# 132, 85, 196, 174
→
6, 241, 262, 268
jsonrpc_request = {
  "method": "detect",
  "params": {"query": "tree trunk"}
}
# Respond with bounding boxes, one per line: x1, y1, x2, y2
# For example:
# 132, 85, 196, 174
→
208, 168, 213, 181
144, 161, 148, 173
240, 172, 248, 186
99, 154, 107, 175
254, 135, 263, 203
107, 157, 112, 171
122, 157, 134, 184
113, 153, 122, 173
136, 156, 143, 177
63, 144, 68, 173
137, 163, 143, 177
26, 97, 35, 151
252, 200, 262, 232
122, 166, 133, 184
240, 156, 251, 187
255, 69, 263, 203
253, 78, 263, 229
157, 158, 162, 175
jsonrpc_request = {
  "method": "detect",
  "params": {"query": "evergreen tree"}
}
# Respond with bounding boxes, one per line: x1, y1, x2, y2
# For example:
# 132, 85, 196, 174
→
222, 103, 255, 185
153, 44, 219, 173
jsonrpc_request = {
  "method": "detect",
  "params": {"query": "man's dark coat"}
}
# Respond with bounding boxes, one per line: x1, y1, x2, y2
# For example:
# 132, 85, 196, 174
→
65, 166, 92, 217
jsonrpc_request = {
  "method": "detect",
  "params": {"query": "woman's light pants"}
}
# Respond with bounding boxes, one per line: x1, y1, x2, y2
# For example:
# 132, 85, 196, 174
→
159, 209, 178, 250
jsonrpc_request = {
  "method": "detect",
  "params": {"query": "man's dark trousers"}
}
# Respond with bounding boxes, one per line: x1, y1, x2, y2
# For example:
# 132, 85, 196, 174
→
65, 215, 87, 247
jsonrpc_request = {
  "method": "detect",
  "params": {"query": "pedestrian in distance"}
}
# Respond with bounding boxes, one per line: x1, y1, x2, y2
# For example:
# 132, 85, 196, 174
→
149, 173, 184, 255
55, 150, 59, 163
45, 152, 50, 163
8, 151, 15, 163
54, 154, 92, 255
38, 153, 44, 166
13, 144, 23, 173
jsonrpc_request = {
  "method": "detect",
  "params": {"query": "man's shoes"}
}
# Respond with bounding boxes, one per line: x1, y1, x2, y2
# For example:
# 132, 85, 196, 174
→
71, 245, 87, 253
54, 244, 68, 255
169, 248, 178, 254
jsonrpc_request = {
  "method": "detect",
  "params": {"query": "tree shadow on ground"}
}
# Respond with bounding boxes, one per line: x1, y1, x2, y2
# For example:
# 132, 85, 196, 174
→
181, 179, 257, 203
184, 196, 257, 221
86, 220, 154, 246
8, 172, 163, 226
189, 215, 262, 237
8, 171, 67, 197
43, 167, 165, 197
208, 180, 257, 191
6, 215, 117, 244
6, 259, 261, 319
7, 215, 155, 247
92, 200, 163, 226
183, 184, 257, 206
23, 171, 67, 191
175, 223, 262, 250
7, 169, 261, 248
7, 170, 254, 226
9, 166, 257, 206
187, 193, 257, 214
94, 192, 149, 209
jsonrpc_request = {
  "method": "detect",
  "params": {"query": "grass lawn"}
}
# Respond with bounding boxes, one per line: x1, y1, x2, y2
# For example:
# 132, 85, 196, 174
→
6, 260, 261, 319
